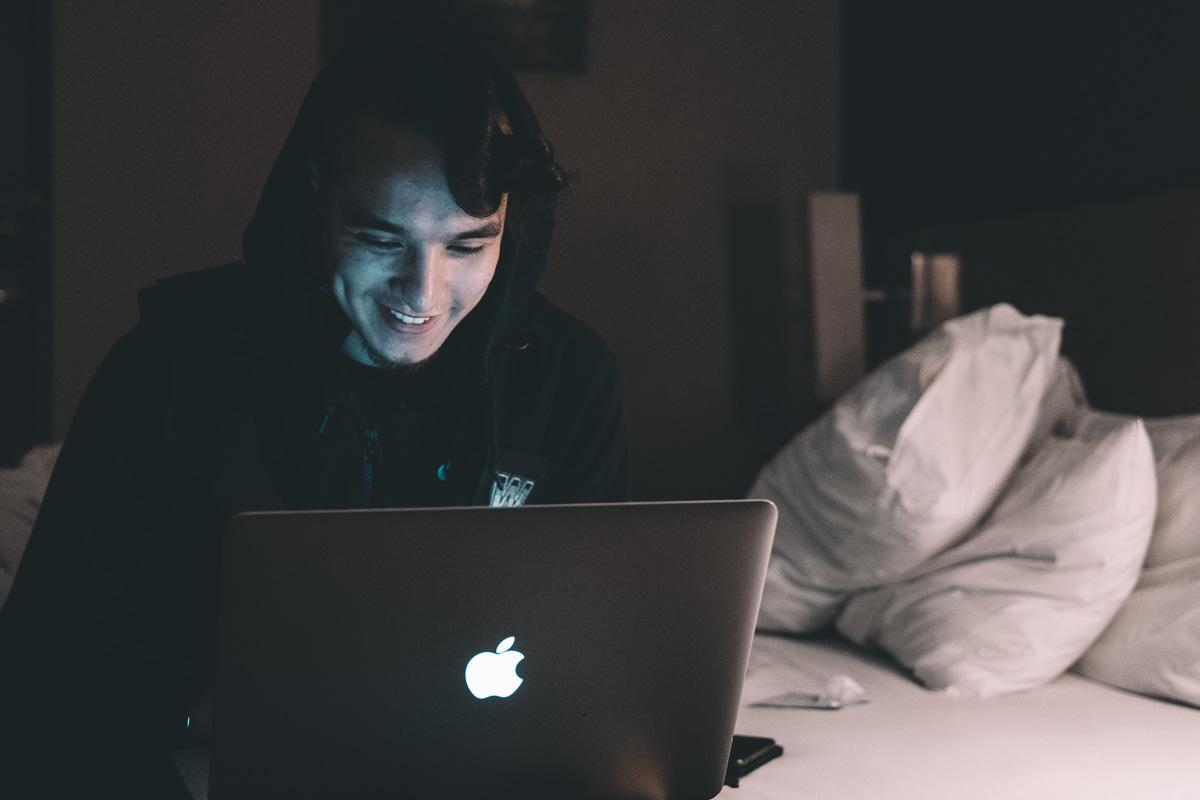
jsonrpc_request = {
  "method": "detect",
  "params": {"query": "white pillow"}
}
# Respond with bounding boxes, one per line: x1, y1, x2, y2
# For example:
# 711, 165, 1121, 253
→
751, 304, 1063, 632
1027, 356, 1088, 454
1074, 559, 1200, 707
1142, 416, 1200, 568
1074, 415, 1200, 707
0, 443, 63, 610
836, 411, 1156, 698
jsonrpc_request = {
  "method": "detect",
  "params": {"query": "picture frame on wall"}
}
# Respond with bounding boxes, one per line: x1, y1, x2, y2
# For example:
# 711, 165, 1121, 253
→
322, 0, 589, 74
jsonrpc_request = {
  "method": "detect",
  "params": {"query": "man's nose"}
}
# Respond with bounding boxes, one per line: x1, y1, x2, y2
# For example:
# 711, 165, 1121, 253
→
388, 248, 439, 311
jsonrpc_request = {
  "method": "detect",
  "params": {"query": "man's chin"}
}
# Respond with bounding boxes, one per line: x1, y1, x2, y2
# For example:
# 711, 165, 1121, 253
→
363, 336, 440, 373
343, 328, 441, 372
365, 345, 434, 372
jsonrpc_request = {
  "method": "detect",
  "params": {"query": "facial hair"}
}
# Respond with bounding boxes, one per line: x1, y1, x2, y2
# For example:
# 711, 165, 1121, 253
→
350, 329, 436, 374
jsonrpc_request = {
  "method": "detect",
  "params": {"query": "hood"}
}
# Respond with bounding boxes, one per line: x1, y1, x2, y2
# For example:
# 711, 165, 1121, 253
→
240, 33, 556, 387
237, 29, 562, 507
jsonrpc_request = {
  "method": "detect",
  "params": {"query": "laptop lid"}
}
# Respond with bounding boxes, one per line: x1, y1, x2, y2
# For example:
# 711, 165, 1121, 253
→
210, 500, 776, 799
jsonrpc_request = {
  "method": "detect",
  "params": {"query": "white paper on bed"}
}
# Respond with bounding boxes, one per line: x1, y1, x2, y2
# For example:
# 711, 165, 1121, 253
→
837, 411, 1156, 698
1074, 415, 1200, 707
751, 304, 1062, 632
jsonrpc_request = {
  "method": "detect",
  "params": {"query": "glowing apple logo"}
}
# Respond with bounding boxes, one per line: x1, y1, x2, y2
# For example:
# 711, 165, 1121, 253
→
464, 636, 525, 699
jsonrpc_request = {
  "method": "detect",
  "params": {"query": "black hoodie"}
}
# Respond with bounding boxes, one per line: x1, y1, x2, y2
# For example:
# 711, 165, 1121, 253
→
0, 35, 628, 799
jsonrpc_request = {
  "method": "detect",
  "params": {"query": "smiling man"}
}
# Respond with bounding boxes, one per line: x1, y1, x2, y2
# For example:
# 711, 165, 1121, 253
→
323, 119, 509, 370
0, 19, 627, 798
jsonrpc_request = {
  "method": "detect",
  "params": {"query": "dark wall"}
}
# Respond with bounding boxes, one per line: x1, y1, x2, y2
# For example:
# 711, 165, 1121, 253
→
922, 189, 1200, 417
51, 1, 321, 436
841, 2, 1200, 361
516, 2, 841, 499
0, 0, 52, 465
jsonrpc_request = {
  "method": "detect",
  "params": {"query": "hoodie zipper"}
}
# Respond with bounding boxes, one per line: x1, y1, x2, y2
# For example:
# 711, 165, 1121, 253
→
362, 426, 380, 503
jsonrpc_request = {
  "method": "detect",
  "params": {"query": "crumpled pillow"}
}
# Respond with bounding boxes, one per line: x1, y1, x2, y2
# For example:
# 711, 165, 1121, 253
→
1140, 416, 1200, 570
751, 304, 1063, 632
1027, 356, 1088, 455
836, 411, 1156, 698
0, 443, 62, 610
1074, 415, 1200, 707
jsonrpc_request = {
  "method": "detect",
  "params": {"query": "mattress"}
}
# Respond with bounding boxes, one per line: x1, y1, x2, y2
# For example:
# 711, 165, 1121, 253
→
716, 633, 1200, 800
173, 632, 1200, 799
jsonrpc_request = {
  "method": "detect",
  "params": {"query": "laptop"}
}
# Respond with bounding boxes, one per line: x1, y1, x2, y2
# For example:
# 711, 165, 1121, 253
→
209, 500, 777, 799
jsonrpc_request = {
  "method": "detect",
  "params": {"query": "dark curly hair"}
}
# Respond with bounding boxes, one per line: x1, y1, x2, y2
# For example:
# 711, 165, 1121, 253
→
315, 18, 571, 249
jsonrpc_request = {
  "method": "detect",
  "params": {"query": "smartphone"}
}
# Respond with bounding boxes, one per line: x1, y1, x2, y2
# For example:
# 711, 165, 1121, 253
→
725, 734, 783, 786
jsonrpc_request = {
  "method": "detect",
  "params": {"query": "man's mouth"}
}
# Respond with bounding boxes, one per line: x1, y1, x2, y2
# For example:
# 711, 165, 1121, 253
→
376, 301, 437, 334
386, 307, 431, 325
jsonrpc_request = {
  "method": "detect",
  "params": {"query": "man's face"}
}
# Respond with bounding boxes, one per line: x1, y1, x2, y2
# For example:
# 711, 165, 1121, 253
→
318, 117, 507, 369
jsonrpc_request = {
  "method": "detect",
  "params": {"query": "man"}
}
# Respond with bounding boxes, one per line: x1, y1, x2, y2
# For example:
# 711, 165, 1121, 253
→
0, 19, 628, 798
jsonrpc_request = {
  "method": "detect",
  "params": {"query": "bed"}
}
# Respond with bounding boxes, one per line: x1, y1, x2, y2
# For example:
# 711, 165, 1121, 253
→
716, 633, 1200, 800
718, 186, 1200, 800
164, 629, 1200, 799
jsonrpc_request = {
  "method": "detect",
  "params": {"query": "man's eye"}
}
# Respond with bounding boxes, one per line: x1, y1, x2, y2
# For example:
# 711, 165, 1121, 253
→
356, 234, 404, 251
448, 245, 485, 256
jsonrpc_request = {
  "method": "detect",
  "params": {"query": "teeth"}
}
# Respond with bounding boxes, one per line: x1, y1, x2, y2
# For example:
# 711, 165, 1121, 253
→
388, 308, 431, 325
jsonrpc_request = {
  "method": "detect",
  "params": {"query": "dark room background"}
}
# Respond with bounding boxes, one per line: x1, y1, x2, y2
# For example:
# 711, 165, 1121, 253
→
841, 2, 1200, 375
38, 0, 841, 499
14, 0, 1200, 496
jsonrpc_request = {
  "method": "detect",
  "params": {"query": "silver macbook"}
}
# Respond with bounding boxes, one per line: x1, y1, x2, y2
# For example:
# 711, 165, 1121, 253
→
210, 500, 776, 799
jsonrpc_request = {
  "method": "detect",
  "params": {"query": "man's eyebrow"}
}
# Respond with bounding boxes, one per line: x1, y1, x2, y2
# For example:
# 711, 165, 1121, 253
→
344, 205, 406, 235
343, 204, 502, 240
450, 220, 503, 240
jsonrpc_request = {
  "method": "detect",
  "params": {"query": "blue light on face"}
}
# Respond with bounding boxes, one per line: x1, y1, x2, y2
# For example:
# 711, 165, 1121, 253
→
185, 715, 192, 730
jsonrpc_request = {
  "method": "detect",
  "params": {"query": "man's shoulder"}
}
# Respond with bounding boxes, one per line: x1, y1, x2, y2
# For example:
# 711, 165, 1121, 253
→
135, 261, 256, 343
507, 293, 619, 377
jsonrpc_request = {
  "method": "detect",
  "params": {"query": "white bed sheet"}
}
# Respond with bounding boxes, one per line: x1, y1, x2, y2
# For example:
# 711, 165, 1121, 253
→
174, 632, 1200, 799
716, 633, 1200, 800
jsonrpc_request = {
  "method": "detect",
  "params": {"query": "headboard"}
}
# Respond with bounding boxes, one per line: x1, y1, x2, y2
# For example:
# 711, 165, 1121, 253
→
913, 189, 1200, 417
